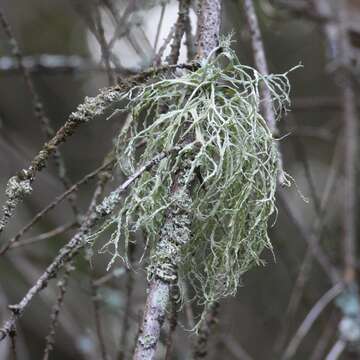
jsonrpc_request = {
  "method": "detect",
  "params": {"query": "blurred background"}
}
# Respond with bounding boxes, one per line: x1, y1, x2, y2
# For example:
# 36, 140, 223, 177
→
0, 0, 359, 359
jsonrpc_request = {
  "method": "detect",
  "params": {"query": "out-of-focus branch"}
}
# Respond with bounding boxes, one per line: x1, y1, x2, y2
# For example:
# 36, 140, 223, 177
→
242, 0, 286, 185
133, 2, 221, 359
282, 283, 344, 360
42, 263, 73, 360
166, 0, 191, 65
0, 7, 78, 215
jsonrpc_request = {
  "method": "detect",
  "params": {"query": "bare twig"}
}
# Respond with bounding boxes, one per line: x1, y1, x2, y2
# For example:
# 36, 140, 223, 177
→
282, 283, 344, 360
42, 263, 73, 360
325, 339, 346, 360
242, 0, 286, 185
278, 191, 341, 284
221, 334, 254, 360
166, 0, 191, 64
8, 222, 78, 250
192, 302, 219, 359
93, 1, 115, 85
309, 311, 339, 360
164, 289, 178, 360
154, 3, 167, 51
117, 246, 135, 360
90, 275, 109, 360
0, 7, 78, 215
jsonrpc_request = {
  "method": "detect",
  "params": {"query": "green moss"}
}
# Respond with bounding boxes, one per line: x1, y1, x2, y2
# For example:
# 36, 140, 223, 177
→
91, 39, 295, 306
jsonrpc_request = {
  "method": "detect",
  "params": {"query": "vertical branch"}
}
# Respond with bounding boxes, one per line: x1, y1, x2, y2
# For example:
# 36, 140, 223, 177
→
242, 0, 275, 133
154, 2, 167, 51
117, 246, 135, 360
164, 290, 178, 360
192, 302, 219, 359
196, 0, 221, 59
9, 326, 17, 360
90, 277, 109, 360
42, 263, 73, 360
337, 4, 358, 284
242, 0, 286, 184
94, 1, 115, 85
133, 3, 221, 359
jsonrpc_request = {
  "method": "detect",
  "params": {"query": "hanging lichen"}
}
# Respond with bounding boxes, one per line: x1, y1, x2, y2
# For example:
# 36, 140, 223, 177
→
91, 39, 295, 305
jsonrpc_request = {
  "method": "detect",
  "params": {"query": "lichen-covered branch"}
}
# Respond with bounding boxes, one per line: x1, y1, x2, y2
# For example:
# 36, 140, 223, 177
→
0, 150, 176, 342
133, 2, 222, 359
0, 62, 197, 236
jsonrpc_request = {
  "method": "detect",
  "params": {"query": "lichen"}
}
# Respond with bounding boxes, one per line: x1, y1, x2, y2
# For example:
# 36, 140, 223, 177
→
0, 176, 32, 232
90, 39, 295, 306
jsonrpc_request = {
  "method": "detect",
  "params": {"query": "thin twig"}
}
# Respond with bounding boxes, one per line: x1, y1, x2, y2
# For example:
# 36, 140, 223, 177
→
117, 245, 135, 360
242, 0, 286, 185
42, 263, 73, 360
0, 7, 78, 215
325, 339, 346, 360
154, 3, 167, 51
282, 283, 344, 360
8, 221, 78, 251
9, 326, 17, 360
166, 0, 191, 65
90, 274, 109, 360
192, 302, 219, 359
164, 289, 178, 360
0, 159, 115, 255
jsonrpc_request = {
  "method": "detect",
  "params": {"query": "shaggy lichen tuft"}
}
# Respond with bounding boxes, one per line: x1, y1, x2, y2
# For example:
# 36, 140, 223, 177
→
92, 40, 294, 305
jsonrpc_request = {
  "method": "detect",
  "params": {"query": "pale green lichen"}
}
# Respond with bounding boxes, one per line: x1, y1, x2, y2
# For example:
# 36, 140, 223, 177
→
91, 39, 295, 305
0, 176, 32, 232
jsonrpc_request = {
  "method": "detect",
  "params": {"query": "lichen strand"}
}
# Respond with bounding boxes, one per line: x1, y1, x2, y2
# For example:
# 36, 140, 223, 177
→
0, 176, 32, 232
95, 40, 294, 305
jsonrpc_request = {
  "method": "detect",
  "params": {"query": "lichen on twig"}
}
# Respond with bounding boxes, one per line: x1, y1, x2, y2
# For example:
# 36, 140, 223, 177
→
92, 38, 295, 306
